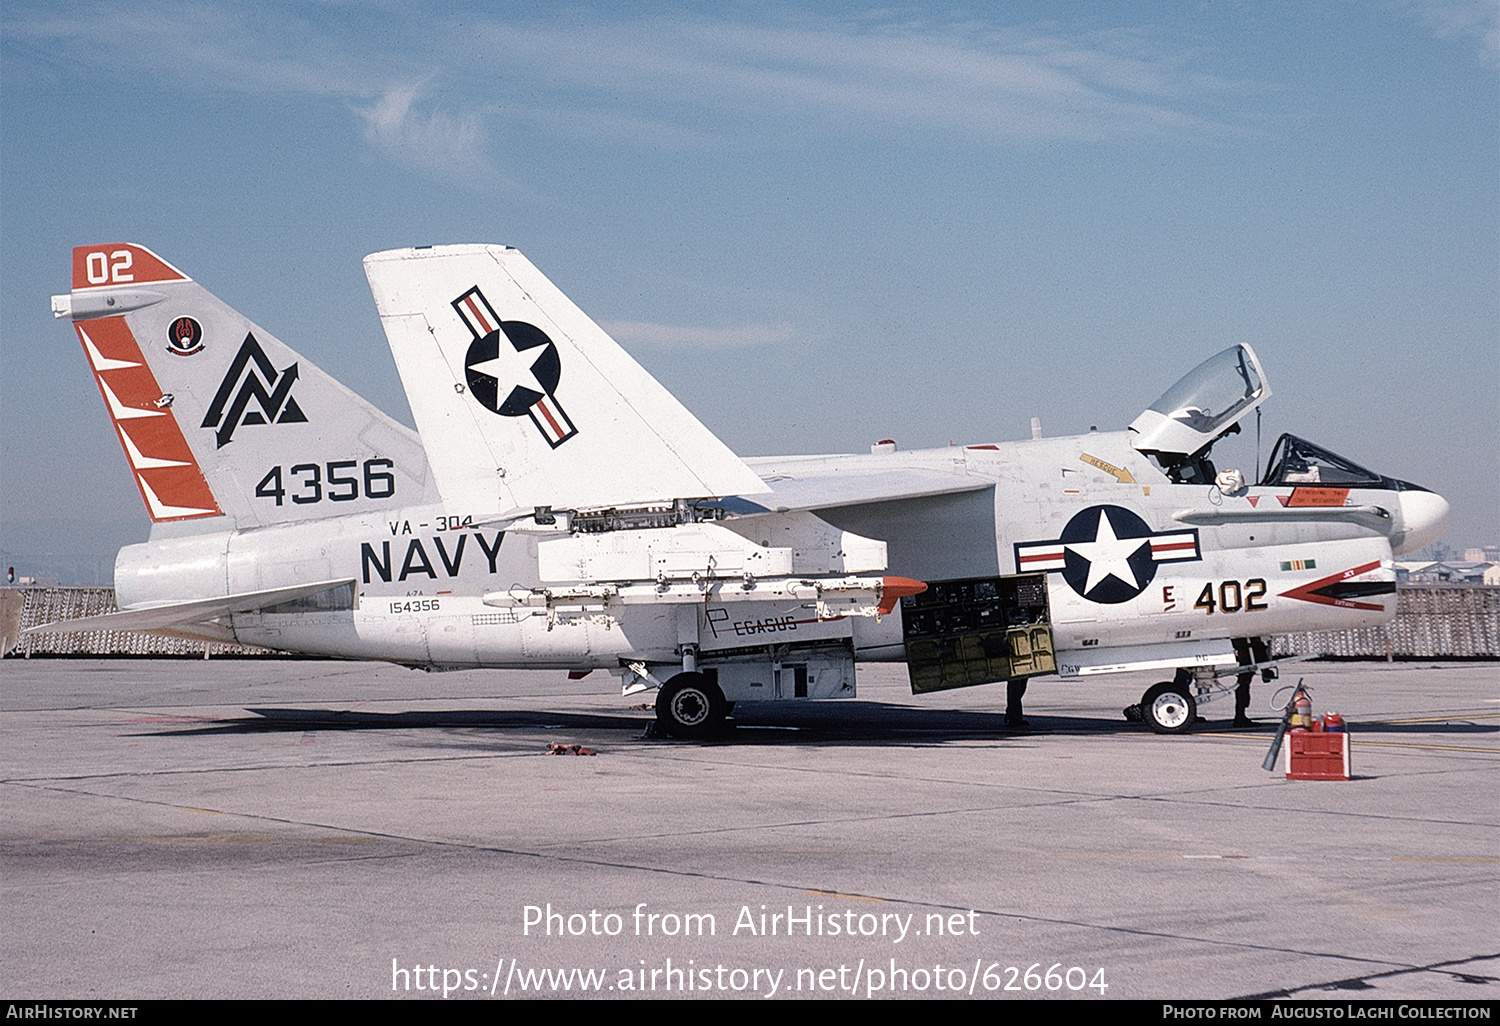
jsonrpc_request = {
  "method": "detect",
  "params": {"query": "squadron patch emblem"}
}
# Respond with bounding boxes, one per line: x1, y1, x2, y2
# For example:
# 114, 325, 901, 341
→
166, 316, 204, 356
452, 286, 577, 448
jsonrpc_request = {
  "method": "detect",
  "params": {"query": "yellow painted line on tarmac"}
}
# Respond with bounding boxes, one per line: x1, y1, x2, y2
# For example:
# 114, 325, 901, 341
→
802, 889, 886, 902
1351, 741, 1500, 754
1193, 732, 1497, 754
182, 807, 225, 815
1380, 713, 1500, 724
1057, 853, 1499, 862
92, 833, 280, 844
732, 850, 886, 856
1391, 857, 1500, 863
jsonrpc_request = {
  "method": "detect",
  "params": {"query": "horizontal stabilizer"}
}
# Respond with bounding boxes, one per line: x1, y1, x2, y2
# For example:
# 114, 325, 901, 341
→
24, 579, 355, 635
364, 245, 769, 513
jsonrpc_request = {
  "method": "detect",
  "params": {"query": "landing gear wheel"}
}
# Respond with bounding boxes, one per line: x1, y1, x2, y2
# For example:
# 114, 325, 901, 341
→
655, 673, 727, 739
1142, 681, 1197, 734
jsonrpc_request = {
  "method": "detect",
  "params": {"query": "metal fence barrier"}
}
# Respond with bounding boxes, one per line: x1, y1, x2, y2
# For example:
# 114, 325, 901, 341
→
1272, 583, 1500, 659
1, 587, 275, 658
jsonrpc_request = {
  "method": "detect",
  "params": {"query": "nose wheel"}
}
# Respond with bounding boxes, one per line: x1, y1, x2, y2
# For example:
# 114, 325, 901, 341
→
1141, 681, 1197, 734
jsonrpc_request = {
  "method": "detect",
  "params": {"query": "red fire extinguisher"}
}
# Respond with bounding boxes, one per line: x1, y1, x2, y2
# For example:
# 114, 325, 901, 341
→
1264, 680, 1314, 772
1291, 687, 1312, 730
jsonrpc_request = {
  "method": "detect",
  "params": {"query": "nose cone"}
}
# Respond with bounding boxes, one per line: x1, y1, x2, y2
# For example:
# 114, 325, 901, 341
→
1394, 490, 1451, 555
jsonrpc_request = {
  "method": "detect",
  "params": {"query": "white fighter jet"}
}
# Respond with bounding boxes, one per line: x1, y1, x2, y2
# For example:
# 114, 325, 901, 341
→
39, 243, 1450, 737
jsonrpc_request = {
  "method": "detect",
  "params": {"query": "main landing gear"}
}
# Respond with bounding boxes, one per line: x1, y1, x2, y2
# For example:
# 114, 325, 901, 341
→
654, 672, 729, 739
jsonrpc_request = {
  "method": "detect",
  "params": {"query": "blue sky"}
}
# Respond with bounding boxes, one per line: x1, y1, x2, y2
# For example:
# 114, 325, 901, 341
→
2, 1, 1496, 582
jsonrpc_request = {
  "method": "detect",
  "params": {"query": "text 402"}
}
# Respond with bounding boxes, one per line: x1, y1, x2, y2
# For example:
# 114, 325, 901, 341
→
1195, 579, 1268, 615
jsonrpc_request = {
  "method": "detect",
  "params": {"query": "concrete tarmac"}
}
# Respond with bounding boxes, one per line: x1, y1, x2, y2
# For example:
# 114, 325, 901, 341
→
1, 656, 1495, 1000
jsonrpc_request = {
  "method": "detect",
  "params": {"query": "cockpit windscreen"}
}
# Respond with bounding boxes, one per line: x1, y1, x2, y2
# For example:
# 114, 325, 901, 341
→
1261, 434, 1399, 488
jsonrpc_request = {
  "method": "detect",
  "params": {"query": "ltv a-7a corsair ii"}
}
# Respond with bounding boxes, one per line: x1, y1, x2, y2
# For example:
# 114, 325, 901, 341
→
39, 243, 1450, 737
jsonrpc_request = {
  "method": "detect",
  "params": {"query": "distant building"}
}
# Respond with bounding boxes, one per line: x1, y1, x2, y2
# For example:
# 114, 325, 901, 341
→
1464, 546, 1500, 563
1402, 561, 1491, 584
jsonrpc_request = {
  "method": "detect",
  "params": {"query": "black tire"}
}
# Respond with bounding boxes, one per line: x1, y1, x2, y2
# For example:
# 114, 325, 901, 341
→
1142, 681, 1197, 734
655, 673, 727, 739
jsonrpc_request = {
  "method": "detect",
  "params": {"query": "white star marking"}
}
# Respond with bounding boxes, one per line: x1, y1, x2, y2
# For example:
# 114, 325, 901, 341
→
1067, 509, 1148, 595
469, 337, 547, 404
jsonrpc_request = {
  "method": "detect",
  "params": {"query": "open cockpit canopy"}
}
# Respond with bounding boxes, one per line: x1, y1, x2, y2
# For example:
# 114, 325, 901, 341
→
1129, 344, 1270, 458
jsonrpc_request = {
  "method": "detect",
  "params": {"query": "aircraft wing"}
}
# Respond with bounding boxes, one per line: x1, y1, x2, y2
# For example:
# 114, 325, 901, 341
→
24, 579, 355, 635
715, 466, 991, 515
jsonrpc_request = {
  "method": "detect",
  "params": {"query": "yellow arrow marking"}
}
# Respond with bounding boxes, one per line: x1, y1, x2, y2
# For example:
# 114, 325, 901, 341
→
1080, 453, 1134, 483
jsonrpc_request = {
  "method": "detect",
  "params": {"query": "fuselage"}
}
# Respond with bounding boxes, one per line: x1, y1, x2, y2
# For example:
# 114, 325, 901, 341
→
114, 427, 1447, 674
753, 430, 1446, 672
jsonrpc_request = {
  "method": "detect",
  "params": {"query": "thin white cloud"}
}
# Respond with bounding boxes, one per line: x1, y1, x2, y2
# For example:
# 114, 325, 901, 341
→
3, 4, 1247, 178
6, 3, 516, 186
1395, 0, 1500, 64
355, 85, 489, 181
5, 5, 378, 97
462, 15, 1220, 142
601, 320, 801, 350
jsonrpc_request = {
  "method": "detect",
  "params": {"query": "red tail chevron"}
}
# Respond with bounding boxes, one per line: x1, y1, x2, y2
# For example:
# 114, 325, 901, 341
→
75, 317, 220, 522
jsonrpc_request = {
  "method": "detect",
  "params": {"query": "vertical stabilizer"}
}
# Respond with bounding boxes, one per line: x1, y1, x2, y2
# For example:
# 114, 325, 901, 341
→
364, 245, 768, 514
55, 243, 438, 527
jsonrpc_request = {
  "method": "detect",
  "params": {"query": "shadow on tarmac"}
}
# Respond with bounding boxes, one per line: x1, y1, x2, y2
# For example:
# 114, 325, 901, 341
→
141, 701, 1118, 743
148, 706, 653, 736
121, 660, 1498, 743
136, 697, 1498, 748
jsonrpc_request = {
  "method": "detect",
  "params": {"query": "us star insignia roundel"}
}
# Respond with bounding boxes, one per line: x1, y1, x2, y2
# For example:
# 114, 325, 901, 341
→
1014, 505, 1201, 604
452, 286, 578, 448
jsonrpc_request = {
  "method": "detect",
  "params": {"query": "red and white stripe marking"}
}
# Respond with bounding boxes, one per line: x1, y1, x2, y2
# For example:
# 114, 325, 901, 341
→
1015, 545, 1066, 571
1149, 532, 1200, 562
453, 287, 501, 339
529, 394, 577, 447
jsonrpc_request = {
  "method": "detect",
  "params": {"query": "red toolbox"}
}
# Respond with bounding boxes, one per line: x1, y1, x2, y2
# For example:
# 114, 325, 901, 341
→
1285, 722, 1350, 781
